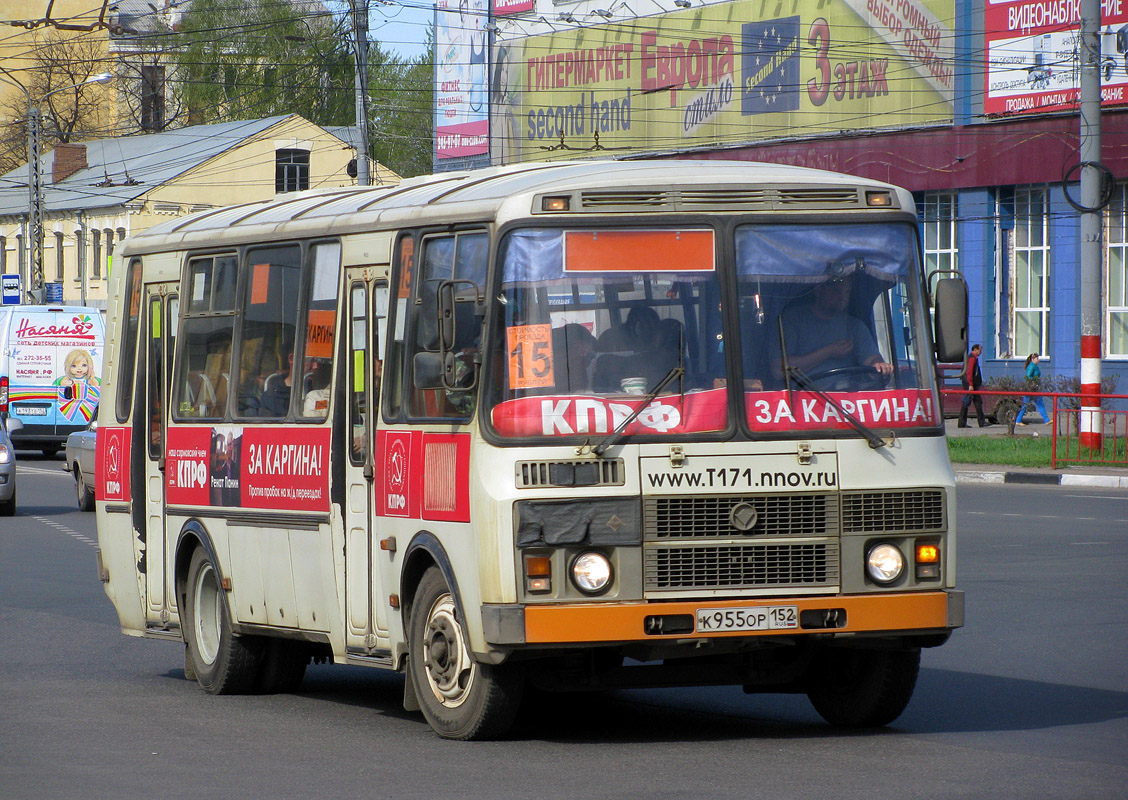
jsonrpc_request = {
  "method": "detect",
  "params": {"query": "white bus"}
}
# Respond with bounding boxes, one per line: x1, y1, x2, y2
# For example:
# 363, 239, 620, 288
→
95, 161, 967, 740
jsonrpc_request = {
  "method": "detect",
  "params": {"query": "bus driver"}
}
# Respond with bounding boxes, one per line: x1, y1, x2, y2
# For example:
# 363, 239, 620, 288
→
772, 277, 893, 388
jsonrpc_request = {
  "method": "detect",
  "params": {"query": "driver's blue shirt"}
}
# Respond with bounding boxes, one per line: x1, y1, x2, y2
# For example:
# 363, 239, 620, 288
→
775, 305, 881, 380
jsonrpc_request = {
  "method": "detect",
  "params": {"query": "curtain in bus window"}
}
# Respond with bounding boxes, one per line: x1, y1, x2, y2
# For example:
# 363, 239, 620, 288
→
734, 224, 913, 281
236, 246, 302, 418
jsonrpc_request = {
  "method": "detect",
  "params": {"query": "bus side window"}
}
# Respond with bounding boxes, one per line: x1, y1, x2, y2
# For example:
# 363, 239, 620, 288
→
408, 231, 487, 419
173, 255, 236, 420
116, 258, 143, 422
299, 242, 341, 420
234, 245, 302, 419
383, 234, 413, 421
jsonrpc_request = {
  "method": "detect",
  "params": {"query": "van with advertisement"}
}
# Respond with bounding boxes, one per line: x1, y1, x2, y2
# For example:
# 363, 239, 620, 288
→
0, 305, 106, 455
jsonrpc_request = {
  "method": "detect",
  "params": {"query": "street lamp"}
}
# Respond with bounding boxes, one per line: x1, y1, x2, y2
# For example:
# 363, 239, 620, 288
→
0, 70, 112, 302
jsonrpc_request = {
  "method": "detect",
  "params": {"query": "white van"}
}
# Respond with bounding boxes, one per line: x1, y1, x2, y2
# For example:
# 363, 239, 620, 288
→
0, 305, 106, 456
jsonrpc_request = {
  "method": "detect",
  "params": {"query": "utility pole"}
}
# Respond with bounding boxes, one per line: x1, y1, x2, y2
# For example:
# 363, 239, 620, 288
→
1079, 0, 1103, 451
351, 0, 371, 186
27, 105, 43, 302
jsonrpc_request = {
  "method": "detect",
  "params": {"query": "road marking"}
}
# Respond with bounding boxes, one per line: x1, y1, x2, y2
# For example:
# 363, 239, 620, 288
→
30, 515, 97, 548
1063, 494, 1128, 501
17, 465, 72, 477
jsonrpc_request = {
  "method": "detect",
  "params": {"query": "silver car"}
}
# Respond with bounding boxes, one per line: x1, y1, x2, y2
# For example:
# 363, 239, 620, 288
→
0, 417, 17, 516
64, 421, 97, 511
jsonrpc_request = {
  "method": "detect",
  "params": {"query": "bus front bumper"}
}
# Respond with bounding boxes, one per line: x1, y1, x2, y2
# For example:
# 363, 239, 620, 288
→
482, 590, 963, 646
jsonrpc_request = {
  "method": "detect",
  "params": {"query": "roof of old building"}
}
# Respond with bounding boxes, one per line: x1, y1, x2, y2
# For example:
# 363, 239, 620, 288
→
0, 114, 348, 218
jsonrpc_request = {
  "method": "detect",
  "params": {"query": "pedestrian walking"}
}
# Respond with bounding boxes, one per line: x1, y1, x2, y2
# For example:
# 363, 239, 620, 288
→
957, 343, 988, 428
1016, 352, 1051, 425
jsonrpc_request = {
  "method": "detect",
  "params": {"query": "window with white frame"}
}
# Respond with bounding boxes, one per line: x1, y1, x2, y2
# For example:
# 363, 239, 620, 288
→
921, 192, 958, 288
1107, 183, 1128, 357
1012, 187, 1050, 357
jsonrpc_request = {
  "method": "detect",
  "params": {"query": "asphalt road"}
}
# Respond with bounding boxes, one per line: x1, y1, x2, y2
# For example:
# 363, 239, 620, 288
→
2, 454, 1126, 800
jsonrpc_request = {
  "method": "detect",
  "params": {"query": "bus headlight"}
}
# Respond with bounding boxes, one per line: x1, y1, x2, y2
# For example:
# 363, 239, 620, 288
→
866, 543, 904, 584
570, 552, 613, 595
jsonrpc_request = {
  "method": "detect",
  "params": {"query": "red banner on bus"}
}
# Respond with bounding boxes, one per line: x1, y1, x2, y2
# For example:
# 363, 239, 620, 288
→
165, 425, 330, 511
96, 425, 131, 502
491, 387, 938, 437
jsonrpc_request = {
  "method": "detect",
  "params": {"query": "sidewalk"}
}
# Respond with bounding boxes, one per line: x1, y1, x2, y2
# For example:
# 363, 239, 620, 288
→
944, 418, 1128, 489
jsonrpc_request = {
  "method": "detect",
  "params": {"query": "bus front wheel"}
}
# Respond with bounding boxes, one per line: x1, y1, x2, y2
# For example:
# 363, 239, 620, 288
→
183, 547, 263, 694
806, 647, 920, 728
407, 567, 523, 740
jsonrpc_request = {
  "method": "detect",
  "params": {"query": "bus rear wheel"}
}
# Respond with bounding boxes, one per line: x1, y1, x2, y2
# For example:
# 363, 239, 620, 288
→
407, 567, 523, 740
183, 547, 263, 694
806, 647, 920, 728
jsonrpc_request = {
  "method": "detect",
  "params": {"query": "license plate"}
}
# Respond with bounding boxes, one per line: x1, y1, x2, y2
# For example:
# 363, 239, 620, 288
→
17, 405, 49, 416
695, 605, 799, 633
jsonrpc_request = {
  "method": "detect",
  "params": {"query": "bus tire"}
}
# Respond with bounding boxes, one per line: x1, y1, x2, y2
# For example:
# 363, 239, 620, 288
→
255, 639, 308, 694
806, 647, 919, 728
407, 567, 523, 740
74, 464, 94, 511
183, 547, 263, 694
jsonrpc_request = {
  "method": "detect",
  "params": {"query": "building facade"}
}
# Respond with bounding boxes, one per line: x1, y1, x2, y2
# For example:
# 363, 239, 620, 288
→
0, 114, 396, 307
470, 0, 1128, 388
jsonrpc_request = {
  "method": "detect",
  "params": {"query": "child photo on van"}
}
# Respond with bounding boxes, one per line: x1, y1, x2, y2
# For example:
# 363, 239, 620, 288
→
54, 349, 101, 388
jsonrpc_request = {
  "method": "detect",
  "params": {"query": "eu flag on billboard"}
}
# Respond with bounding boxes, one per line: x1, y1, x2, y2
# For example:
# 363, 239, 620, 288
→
741, 17, 800, 116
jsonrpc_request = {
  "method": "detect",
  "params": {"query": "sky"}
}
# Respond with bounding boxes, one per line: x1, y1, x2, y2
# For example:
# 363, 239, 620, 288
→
338, 1, 433, 61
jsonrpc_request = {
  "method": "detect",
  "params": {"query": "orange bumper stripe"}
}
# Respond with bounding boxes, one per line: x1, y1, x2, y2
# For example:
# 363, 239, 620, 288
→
523, 592, 952, 644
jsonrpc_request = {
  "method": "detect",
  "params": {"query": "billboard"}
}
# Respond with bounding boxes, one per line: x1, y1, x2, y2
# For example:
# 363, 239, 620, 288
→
491, 0, 955, 164
435, 0, 490, 161
985, 0, 1128, 115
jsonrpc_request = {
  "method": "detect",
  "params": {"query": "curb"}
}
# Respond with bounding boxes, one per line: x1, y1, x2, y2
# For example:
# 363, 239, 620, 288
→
954, 470, 1128, 489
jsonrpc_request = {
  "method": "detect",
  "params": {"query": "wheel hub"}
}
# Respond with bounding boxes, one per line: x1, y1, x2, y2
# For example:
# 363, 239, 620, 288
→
421, 593, 476, 708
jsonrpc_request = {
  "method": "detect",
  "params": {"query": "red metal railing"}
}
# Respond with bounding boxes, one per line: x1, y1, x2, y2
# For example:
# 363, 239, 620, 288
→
941, 388, 1128, 469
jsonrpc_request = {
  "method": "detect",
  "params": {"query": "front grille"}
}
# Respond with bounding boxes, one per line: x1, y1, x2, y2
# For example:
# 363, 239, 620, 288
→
841, 489, 945, 533
777, 188, 862, 206
644, 494, 837, 539
645, 543, 839, 591
515, 458, 624, 488
577, 186, 869, 212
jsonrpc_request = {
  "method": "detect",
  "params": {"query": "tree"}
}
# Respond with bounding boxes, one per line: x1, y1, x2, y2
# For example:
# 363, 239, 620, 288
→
370, 50, 434, 178
0, 31, 114, 175
167, 0, 433, 178
170, 0, 354, 128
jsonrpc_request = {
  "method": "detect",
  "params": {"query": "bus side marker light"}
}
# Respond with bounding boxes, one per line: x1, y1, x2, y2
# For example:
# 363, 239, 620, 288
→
389, 594, 400, 609
542, 196, 570, 212
866, 191, 892, 206
380, 537, 397, 553
916, 544, 939, 563
525, 555, 552, 594
915, 543, 940, 580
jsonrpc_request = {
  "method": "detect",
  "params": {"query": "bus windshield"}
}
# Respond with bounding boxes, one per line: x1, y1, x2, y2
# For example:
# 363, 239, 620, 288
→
487, 222, 939, 441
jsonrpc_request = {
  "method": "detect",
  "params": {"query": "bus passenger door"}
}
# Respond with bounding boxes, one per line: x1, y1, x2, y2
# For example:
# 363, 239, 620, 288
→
142, 288, 176, 625
344, 278, 389, 653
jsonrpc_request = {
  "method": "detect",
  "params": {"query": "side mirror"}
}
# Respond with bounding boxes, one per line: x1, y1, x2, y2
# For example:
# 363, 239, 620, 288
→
932, 274, 968, 364
413, 351, 445, 389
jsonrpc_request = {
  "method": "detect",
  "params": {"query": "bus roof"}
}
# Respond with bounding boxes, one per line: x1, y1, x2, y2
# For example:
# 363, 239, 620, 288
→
119, 160, 910, 256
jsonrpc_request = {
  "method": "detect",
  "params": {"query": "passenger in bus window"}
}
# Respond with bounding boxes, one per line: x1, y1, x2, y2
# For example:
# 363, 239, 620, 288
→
772, 277, 892, 389
592, 306, 680, 393
552, 323, 596, 394
260, 349, 294, 416
302, 359, 332, 417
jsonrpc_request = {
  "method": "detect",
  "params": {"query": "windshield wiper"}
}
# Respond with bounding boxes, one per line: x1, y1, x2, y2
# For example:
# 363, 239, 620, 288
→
592, 366, 685, 457
786, 365, 887, 449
